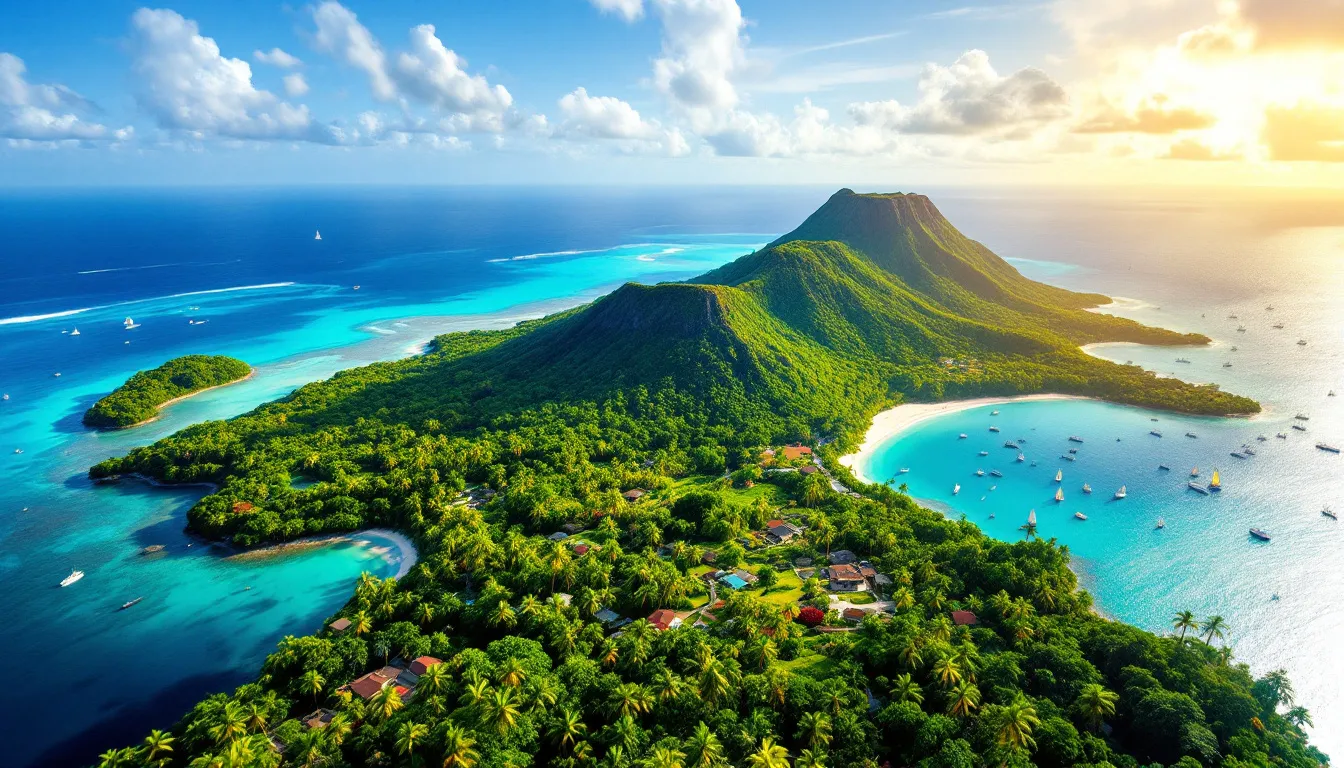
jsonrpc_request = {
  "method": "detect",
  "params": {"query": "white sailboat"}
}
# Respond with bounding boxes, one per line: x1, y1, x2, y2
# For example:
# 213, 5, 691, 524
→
952, 484, 961, 495
123, 317, 140, 329
315, 230, 322, 240
70, 328, 80, 336
1021, 509, 1037, 531
1156, 518, 1166, 529
1114, 485, 1127, 500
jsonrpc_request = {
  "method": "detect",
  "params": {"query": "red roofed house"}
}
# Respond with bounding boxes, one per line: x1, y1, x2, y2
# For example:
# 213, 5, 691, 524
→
345, 669, 395, 700
951, 610, 978, 626
799, 465, 819, 476
842, 607, 868, 623
328, 617, 351, 633
573, 544, 590, 556
410, 656, 442, 676
648, 609, 683, 631
826, 563, 867, 592
781, 445, 813, 461
231, 501, 255, 514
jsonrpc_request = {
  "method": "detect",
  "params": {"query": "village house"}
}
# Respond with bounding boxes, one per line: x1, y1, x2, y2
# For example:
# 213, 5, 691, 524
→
780, 444, 813, 461
829, 549, 858, 565
826, 563, 868, 592
765, 520, 802, 544
622, 488, 646, 502
300, 709, 335, 730
409, 656, 442, 676
341, 667, 403, 701
952, 610, 979, 626
648, 609, 682, 631
328, 617, 351, 633
595, 608, 622, 625
842, 607, 869, 623
799, 465, 819, 476
547, 531, 569, 542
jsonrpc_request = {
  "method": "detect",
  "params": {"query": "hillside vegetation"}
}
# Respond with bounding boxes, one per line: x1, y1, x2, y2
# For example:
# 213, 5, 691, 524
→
85, 192, 1310, 768
83, 355, 251, 429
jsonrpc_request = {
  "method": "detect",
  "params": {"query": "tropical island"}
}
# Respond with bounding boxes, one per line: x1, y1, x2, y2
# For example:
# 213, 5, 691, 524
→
89, 192, 1318, 768
83, 355, 252, 430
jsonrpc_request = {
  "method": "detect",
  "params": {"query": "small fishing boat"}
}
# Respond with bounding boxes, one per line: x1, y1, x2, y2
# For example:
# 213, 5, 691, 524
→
1242, 446, 1256, 455
1298, 339, 1308, 346
988, 426, 1000, 433
1227, 314, 1238, 319
121, 597, 144, 610
13, 448, 22, 454
1175, 357, 1191, 363
53, 372, 61, 377
989, 470, 1003, 478
1322, 506, 1337, 520
1016, 453, 1026, 462
897, 468, 909, 474
1030, 460, 1037, 467
1317, 443, 1341, 453
1230, 346, 1238, 351
1223, 362, 1232, 368
123, 317, 140, 330
1074, 512, 1087, 521
315, 230, 322, 240
1273, 322, 1284, 329
1082, 483, 1092, 493
991, 410, 1000, 415
1237, 325, 1246, 332
1067, 435, 1084, 443
1249, 528, 1271, 541
975, 469, 985, 477
1190, 467, 1199, 477
952, 484, 960, 495
1150, 430, 1162, 437
959, 433, 968, 439
1188, 481, 1210, 494
70, 328, 80, 336
1003, 441, 1019, 449
1277, 432, 1288, 439
1021, 509, 1037, 531
1060, 454, 1076, 462
2, 394, 8, 401
1292, 424, 1308, 432
978, 450, 989, 456
1054, 487, 1064, 502
1256, 435, 1268, 442
1054, 469, 1063, 483
1114, 485, 1127, 500
1296, 413, 1310, 421
1156, 518, 1166, 529
353, 285, 360, 290
1230, 451, 1247, 459
1185, 432, 1197, 438
1158, 464, 1170, 471
1208, 469, 1222, 491
60, 569, 84, 587
1068, 448, 1078, 454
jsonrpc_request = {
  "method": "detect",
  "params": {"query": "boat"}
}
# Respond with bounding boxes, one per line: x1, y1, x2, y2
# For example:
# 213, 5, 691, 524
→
1016, 453, 1026, 462
1276, 432, 1288, 439
53, 372, 60, 377
975, 469, 985, 477
1293, 424, 1308, 432
1068, 436, 1084, 443
1175, 357, 1191, 363
60, 569, 84, 587
1273, 322, 1284, 329
13, 448, 21, 454
1242, 446, 1256, 455
1021, 509, 1037, 531
315, 230, 322, 240
989, 470, 1003, 477
1185, 432, 1197, 438
1158, 464, 1170, 471
1266, 305, 1274, 311
1003, 441, 1019, 449
1230, 451, 1247, 459
1209, 469, 1222, 491
1249, 528, 1271, 541
1054, 469, 1063, 483
121, 597, 144, 610
978, 450, 989, 456
70, 328, 80, 336
952, 484, 960, 495
989, 426, 1000, 432
1298, 339, 1308, 346
1061, 454, 1076, 462
1150, 430, 1162, 437
1188, 482, 1210, 495
1030, 460, 1037, 467
2, 394, 7, 401
1082, 483, 1092, 493
959, 433, 968, 440
1296, 413, 1310, 421
897, 468, 910, 474
1317, 443, 1341, 453
1223, 362, 1232, 368
990, 410, 1000, 415
1074, 512, 1087, 521
140, 545, 165, 555
1156, 518, 1166, 529
1237, 325, 1246, 332
123, 317, 139, 330
1068, 448, 1078, 454
353, 285, 360, 290
1323, 506, 1337, 520
989, 485, 997, 491
1256, 435, 1267, 441
1114, 485, 1127, 500
1190, 467, 1199, 477
1054, 487, 1064, 502
1227, 314, 1238, 319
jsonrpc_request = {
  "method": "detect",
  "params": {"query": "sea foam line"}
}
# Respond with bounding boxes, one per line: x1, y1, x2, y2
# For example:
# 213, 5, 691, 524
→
0, 282, 300, 326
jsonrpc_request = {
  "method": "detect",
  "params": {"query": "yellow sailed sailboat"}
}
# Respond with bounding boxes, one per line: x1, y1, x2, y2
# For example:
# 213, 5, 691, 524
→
1208, 469, 1222, 492
1055, 487, 1064, 502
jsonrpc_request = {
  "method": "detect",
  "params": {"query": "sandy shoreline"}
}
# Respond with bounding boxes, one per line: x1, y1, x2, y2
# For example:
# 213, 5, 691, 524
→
106, 369, 256, 431
227, 527, 419, 578
838, 394, 1091, 484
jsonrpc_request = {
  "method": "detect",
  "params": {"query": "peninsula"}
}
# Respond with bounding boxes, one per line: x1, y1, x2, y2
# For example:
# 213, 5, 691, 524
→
83, 354, 251, 430
91, 192, 1318, 768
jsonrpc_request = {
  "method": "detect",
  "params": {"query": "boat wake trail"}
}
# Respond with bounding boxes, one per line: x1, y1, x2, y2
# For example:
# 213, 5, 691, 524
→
0, 283, 301, 326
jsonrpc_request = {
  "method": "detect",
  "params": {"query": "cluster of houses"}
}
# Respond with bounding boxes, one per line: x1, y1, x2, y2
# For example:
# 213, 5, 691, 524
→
300, 632, 445, 732
938, 356, 981, 373
821, 550, 892, 592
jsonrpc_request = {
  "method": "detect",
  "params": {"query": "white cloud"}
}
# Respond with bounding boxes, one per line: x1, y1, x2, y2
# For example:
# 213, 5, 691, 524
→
312, 1, 396, 101
705, 101, 901, 158
849, 50, 1069, 136
395, 25, 513, 115
590, 0, 644, 22
283, 73, 309, 97
651, 0, 746, 121
253, 47, 302, 68
557, 87, 688, 155
0, 52, 123, 143
129, 8, 341, 144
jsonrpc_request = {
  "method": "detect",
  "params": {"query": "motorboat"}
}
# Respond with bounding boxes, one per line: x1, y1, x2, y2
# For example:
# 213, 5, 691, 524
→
1074, 512, 1087, 521
1256, 435, 1268, 442
1317, 443, 1341, 453
1114, 485, 1127, 500
1003, 441, 1019, 449
1298, 339, 1308, 346
1082, 483, 1092, 493
979, 450, 989, 456
1158, 464, 1170, 471
121, 597, 144, 610
959, 433, 968, 439
1156, 518, 1166, 529
1249, 528, 1271, 541
1068, 448, 1078, 454
1185, 432, 1197, 438
1068, 436, 1084, 443
1150, 430, 1162, 437
952, 484, 960, 495
975, 469, 985, 477
897, 468, 910, 474
1273, 322, 1284, 329
991, 410, 1000, 415
1277, 432, 1288, 439
1016, 453, 1026, 462
1296, 413, 1310, 421
60, 569, 84, 587
1323, 507, 1337, 520
990, 470, 1003, 477
1060, 454, 1076, 462
1292, 424, 1308, 432
1223, 362, 1233, 368
1230, 451, 1247, 459
1188, 482, 1209, 494
989, 426, 1000, 432
1175, 357, 1191, 363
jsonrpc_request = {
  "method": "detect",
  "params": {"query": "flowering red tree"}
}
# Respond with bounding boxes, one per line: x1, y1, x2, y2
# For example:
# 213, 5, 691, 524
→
796, 606, 825, 627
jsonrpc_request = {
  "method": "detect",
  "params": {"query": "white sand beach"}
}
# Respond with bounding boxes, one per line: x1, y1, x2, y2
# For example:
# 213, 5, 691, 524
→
354, 528, 419, 578
839, 394, 1089, 484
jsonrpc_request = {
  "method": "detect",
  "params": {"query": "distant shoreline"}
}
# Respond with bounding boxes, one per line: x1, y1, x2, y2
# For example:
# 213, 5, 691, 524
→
839, 394, 1090, 484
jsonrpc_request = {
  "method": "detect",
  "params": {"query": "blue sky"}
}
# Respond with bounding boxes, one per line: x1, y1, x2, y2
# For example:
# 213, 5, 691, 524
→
2, 0, 1341, 186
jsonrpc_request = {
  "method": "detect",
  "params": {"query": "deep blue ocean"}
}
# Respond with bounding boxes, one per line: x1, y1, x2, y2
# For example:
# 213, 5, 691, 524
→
1, 186, 1341, 764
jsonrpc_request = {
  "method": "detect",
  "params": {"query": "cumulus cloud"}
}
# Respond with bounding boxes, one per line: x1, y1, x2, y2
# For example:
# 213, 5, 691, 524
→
0, 52, 125, 143
283, 73, 309, 97
129, 8, 341, 144
312, 1, 396, 100
1075, 97, 1216, 134
1262, 103, 1344, 162
557, 87, 688, 155
849, 50, 1069, 136
590, 0, 644, 22
350, 110, 472, 149
395, 25, 513, 115
704, 101, 900, 158
1164, 138, 1239, 161
253, 47, 301, 68
651, 0, 746, 121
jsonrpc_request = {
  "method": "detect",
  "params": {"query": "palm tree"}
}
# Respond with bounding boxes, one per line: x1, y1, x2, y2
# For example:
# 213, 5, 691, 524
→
98, 748, 137, 768
893, 587, 915, 611
482, 686, 521, 735
608, 681, 653, 718
551, 708, 587, 751
1172, 610, 1199, 640
749, 636, 778, 670
931, 655, 962, 688
796, 711, 832, 749
746, 737, 790, 768
697, 657, 734, 706
686, 721, 725, 768
397, 721, 429, 759
946, 680, 981, 717
289, 730, 326, 768
418, 664, 449, 697
415, 602, 436, 629
326, 712, 352, 746
651, 667, 687, 701
995, 697, 1041, 750
1202, 615, 1228, 645
796, 749, 827, 768
350, 609, 373, 636
440, 723, 480, 768
890, 673, 923, 705
244, 701, 269, 733
897, 637, 924, 670
372, 683, 405, 722
496, 657, 527, 687
460, 676, 490, 708
1074, 684, 1118, 733
1286, 706, 1313, 729
300, 669, 326, 705
641, 745, 687, 768
141, 729, 176, 763
490, 600, 517, 629
209, 701, 248, 745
